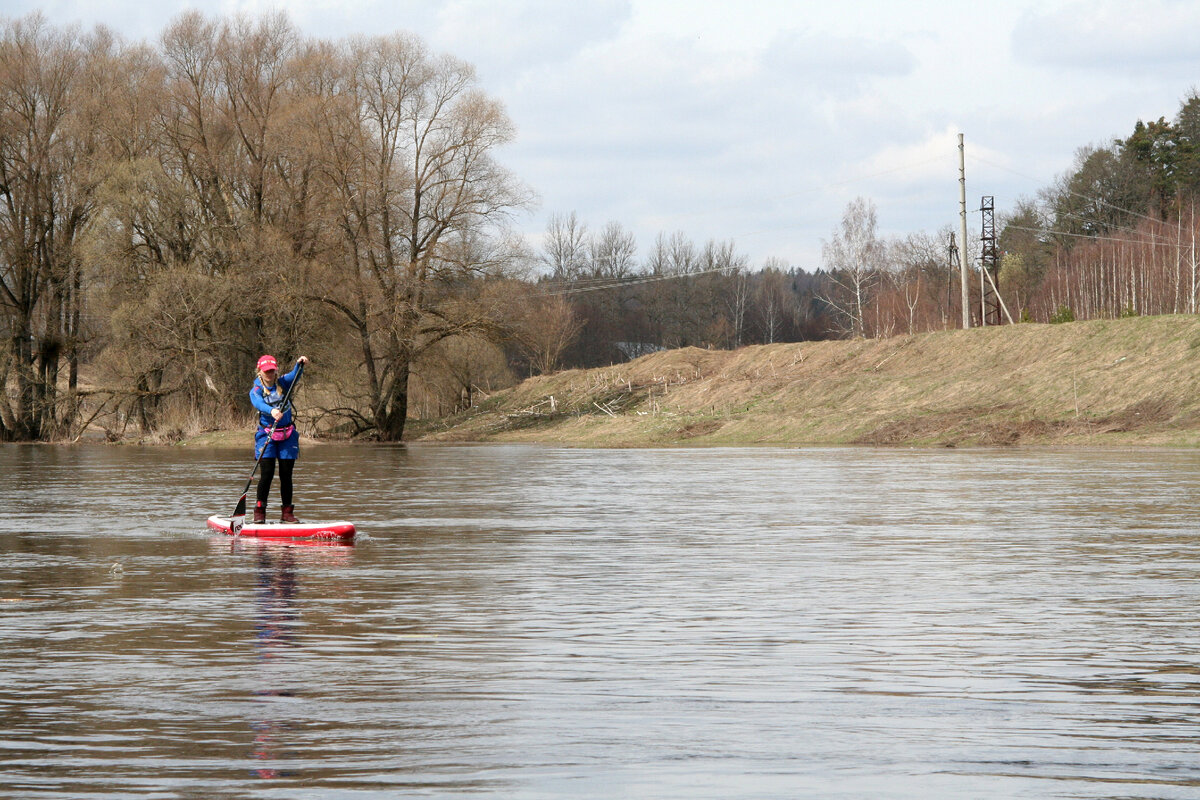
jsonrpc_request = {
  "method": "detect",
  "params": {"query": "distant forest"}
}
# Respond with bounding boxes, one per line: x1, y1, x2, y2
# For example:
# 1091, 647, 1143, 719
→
3, 11, 1200, 442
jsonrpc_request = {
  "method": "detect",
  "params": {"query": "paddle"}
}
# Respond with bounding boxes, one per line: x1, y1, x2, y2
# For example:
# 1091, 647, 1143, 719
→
230, 361, 305, 536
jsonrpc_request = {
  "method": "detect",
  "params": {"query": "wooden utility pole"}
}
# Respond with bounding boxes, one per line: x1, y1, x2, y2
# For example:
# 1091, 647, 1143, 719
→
958, 133, 971, 329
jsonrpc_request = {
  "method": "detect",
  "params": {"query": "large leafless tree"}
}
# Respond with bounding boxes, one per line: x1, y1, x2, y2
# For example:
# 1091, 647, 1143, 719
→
310, 33, 531, 440
0, 16, 105, 439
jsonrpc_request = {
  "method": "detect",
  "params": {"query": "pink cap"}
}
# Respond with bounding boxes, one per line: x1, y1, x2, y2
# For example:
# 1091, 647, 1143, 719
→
257, 355, 278, 372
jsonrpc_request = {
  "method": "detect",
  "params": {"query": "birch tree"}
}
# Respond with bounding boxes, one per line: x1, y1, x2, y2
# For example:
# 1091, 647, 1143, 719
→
822, 197, 884, 338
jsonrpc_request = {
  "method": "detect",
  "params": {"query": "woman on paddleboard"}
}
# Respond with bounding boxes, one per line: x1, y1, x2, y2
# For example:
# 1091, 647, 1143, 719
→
250, 354, 308, 523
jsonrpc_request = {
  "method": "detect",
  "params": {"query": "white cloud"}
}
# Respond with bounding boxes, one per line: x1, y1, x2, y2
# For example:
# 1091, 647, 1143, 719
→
763, 31, 916, 85
433, 0, 630, 75
1013, 0, 1200, 70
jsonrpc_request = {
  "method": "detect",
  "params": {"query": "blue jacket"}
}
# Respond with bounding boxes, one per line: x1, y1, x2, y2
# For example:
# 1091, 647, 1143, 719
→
250, 365, 300, 430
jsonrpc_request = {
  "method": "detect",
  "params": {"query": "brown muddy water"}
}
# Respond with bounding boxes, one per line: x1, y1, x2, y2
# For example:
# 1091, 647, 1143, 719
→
2, 443, 1200, 799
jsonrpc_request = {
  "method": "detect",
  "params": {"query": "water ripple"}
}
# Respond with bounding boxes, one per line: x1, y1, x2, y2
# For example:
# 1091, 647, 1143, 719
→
3, 444, 1200, 798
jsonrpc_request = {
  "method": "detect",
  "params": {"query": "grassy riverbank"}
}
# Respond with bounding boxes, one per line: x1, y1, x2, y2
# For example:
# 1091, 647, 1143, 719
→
415, 316, 1200, 448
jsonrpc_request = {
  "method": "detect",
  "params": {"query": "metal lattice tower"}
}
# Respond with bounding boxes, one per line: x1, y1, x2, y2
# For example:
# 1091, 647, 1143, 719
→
980, 196, 1000, 325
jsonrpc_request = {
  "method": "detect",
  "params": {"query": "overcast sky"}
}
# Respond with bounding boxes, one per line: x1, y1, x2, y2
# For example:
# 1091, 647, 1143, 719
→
7, 0, 1200, 269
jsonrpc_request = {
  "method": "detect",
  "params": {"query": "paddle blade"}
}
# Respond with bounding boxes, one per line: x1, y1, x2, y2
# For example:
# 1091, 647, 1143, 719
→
231, 493, 247, 537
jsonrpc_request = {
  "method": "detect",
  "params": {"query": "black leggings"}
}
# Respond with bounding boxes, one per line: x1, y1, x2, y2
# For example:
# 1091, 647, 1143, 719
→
256, 458, 295, 508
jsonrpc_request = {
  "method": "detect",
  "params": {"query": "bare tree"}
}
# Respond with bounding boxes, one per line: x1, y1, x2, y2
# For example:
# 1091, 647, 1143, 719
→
84, 12, 319, 433
412, 336, 513, 416
696, 239, 748, 348
888, 231, 950, 333
751, 260, 791, 344
588, 220, 637, 279
313, 33, 532, 440
541, 211, 589, 280
512, 290, 584, 375
727, 268, 750, 348
822, 197, 884, 338
0, 15, 105, 440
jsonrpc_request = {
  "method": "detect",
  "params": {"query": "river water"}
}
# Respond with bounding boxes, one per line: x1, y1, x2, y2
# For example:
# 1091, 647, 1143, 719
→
2, 443, 1199, 799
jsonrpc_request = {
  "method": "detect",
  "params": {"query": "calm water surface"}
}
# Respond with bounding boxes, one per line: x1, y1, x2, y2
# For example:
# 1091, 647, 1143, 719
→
2, 443, 1200, 798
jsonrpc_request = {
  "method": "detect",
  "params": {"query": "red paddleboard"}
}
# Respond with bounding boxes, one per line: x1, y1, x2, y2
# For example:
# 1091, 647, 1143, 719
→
207, 515, 356, 541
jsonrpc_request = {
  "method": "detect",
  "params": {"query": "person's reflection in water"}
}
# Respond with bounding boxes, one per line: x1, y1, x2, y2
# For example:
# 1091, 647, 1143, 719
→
250, 544, 300, 780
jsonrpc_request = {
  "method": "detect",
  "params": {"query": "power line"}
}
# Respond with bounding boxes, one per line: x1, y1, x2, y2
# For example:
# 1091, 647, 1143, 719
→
1005, 223, 1194, 251
972, 153, 1166, 229
540, 264, 741, 297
